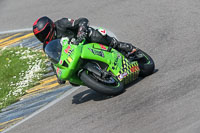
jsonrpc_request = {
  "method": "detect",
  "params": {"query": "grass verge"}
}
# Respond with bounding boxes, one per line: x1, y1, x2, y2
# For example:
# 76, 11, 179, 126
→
0, 46, 48, 110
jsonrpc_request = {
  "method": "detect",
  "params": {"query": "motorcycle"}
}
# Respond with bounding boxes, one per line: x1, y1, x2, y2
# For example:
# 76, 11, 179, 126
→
45, 34, 155, 96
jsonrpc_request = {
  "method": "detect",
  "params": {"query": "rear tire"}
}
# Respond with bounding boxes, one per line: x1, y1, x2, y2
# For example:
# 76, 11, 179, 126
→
80, 70, 124, 96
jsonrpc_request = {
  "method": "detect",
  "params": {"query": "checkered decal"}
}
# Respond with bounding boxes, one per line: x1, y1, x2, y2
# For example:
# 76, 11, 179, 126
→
119, 58, 130, 74
117, 57, 140, 84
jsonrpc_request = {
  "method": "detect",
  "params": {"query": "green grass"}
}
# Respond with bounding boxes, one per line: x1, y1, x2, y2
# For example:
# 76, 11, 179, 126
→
0, 46, 48, 110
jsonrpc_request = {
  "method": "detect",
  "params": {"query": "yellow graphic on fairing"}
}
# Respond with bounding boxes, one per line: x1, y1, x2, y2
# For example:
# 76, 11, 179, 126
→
117, 57, 140, 84
67, 57, 73, 63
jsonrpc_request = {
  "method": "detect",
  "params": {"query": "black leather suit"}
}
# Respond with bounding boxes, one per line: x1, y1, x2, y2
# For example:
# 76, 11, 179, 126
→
43, 17, 113, 50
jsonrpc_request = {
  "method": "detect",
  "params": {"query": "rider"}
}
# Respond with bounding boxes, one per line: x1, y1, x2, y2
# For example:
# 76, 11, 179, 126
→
33, 16, 137, 84
33, 16, 136, 55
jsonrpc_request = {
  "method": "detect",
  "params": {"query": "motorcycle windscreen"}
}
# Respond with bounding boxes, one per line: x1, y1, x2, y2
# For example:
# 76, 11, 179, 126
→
45, 39, 62, 64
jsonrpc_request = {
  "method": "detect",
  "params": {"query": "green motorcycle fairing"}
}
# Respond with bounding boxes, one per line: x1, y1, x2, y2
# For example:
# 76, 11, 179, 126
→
53, 38, 140, 85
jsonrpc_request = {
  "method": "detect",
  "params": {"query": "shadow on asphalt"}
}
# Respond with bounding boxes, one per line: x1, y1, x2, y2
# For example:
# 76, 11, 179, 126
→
72, 89, 112, 104
72, 78, 144, 104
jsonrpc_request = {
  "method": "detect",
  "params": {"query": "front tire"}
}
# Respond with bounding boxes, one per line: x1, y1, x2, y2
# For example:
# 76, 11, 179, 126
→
80, 70, 124, 96
137, 50, 155, 77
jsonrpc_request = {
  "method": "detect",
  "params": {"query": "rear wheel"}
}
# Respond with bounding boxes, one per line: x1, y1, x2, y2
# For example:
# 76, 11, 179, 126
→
80, 63, 124, 96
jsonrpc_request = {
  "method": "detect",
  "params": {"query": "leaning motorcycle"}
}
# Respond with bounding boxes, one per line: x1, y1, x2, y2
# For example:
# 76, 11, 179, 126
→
45, 34, 155, 96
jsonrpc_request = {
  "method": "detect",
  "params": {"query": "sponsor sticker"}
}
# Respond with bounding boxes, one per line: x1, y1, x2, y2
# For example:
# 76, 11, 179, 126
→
67, 57, 73, 63
64, 45, 71, 54
67, 48, 74, 56
130, 66, 140, 73
99, 44, 107, 50
88, 48, 104, 57
98, 28, 107, 36
118, 72, 128, 80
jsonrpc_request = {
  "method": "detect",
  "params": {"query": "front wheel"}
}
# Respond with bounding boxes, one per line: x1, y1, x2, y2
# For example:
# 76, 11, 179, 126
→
137, 49, 155, 77
80, 70, 124, 96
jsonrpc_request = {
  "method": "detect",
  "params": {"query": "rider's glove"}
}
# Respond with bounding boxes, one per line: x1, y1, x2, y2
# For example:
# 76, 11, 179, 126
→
73, 37, 84, 45
77, 26, 88, 41
77, 31, 87, 41
74, 26, 88, 45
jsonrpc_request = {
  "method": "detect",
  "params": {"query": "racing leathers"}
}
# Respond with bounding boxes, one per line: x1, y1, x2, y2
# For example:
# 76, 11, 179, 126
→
43, 17, 135, 54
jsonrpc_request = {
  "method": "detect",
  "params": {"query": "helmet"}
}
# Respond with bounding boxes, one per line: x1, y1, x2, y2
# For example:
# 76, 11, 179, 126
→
33, 16, 55, 44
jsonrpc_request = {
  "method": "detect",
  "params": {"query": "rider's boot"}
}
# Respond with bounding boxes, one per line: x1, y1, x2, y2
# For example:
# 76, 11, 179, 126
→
110, 38, 143, 59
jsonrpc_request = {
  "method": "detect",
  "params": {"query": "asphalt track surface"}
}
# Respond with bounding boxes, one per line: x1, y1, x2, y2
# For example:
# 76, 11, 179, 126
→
1, 0, 200, 133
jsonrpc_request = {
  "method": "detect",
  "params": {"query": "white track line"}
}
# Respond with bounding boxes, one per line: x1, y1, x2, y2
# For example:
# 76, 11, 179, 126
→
0, 28, 32, 35
2, 86, 81, 133
0, 26, 117, 38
